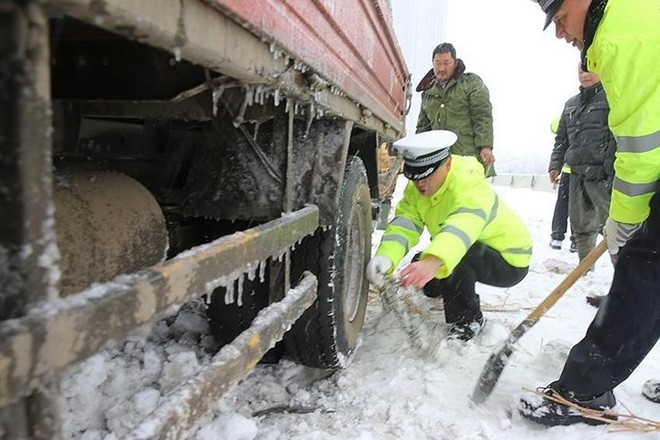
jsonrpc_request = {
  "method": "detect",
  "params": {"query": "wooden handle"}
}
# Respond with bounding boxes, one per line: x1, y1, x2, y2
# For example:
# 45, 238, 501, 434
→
527, 239, 607, 322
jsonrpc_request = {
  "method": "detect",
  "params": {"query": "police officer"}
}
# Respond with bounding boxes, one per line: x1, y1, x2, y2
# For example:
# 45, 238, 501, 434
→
366, 130, 531, 341
519, 0, 660, 426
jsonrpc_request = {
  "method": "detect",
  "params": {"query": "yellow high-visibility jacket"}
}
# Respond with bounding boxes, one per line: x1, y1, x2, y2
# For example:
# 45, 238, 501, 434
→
376, 155, 532, 279
586, 0, 660, 224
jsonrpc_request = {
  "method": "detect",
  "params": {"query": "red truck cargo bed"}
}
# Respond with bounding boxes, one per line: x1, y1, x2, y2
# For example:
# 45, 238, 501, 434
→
209, 0, 408, 134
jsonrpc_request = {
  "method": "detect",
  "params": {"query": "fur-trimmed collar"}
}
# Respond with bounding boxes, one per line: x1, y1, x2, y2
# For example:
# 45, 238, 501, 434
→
415, 59, 467, 92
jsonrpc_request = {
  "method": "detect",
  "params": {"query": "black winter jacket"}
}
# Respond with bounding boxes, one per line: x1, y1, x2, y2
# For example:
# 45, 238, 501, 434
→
549, 84, 616, 181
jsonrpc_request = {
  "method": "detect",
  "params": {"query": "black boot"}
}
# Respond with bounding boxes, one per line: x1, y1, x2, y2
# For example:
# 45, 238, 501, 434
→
642, 379, 660, 403
518, 381, 617, 426
447, 315, 485, 341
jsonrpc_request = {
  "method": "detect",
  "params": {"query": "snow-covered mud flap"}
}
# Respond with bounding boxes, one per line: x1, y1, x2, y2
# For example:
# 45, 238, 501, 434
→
285, 157, 372, 369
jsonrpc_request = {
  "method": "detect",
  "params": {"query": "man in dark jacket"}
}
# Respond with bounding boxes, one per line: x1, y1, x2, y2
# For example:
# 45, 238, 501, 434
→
549, 65, 615, 265
415, 43, 495, 177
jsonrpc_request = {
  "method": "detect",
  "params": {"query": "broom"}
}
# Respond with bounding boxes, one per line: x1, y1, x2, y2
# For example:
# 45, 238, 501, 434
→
471, 240, 608, 404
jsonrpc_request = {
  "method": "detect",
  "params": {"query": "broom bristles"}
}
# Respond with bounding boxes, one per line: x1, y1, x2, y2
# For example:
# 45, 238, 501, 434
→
523, 387, 660, 433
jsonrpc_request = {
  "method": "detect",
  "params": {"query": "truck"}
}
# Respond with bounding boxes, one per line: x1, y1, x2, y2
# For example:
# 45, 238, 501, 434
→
0, 0, 409, 438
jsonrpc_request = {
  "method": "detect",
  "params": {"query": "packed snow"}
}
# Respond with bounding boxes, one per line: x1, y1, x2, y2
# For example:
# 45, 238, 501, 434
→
59, 178, 660, 440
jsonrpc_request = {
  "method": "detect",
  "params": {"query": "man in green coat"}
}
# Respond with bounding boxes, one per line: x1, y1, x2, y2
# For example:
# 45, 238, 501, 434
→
366, 130, 531, 341
416, 43, 495, 177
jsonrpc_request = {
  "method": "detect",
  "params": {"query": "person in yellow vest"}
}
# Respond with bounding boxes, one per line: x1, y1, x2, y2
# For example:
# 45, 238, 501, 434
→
520, 0, 660, 425
366, 130, 532, 341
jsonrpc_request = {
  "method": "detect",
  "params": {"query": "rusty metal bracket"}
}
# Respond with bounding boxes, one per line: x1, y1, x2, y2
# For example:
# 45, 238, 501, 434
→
0, 205, 319, 407
125, 271, 318, 440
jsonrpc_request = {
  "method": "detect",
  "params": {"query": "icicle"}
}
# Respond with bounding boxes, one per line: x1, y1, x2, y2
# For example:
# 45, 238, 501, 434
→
304, 103, 315, 139
258, 259, 267, 283
246, 263, 257, 281
270, 44, 284, 61
224, 280, 234, 305
237, 276, 244, 307
212, 85, 226, 117
246, 86, 255, 106
233, 86, 251, 127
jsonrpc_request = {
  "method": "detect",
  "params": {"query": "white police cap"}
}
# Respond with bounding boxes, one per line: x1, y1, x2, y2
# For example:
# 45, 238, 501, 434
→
393, 130, 457, 180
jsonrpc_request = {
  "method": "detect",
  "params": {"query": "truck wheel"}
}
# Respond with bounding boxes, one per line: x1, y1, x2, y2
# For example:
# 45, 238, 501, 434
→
286, 157, 372, 369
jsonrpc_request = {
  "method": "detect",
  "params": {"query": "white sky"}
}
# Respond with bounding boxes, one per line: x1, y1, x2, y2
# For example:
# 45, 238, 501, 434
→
392, 0, 580, 173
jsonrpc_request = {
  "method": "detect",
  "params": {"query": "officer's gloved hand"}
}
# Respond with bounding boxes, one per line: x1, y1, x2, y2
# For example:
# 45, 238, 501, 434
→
366, 256, 392, 288
605, 217, 641, 264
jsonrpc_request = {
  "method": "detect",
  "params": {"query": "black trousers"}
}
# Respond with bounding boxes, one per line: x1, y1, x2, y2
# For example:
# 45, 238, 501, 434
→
559, 191, 660, 398
551, 172, 574, 242
415, 243, 529, 324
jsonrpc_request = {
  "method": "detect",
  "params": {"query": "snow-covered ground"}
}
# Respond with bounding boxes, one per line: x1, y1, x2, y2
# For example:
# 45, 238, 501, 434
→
60, 178, 660, 440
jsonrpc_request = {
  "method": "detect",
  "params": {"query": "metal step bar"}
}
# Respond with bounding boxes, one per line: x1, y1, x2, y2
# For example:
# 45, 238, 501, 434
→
0, 205, 319, 407
126, 271, 318, 440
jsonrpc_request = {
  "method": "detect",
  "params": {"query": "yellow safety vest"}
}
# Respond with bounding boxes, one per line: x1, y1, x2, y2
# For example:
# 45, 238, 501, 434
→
587, 0, 660, 223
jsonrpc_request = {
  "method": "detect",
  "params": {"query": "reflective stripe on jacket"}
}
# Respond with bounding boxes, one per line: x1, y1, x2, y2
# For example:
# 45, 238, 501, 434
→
586, 0, 660, 223
376, 155, 532, 279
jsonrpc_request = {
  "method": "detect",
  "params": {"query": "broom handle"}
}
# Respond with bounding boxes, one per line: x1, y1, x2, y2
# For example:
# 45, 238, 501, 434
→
525, 239, 607, 324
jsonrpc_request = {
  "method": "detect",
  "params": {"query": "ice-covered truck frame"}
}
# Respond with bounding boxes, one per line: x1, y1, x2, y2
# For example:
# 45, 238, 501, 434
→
0, 0, 409, 438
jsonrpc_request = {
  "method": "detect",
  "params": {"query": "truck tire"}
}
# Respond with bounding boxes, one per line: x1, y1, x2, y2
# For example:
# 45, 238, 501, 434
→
286, 157, 372, 369
206, 271, 269, 347
206, 262, 287, 362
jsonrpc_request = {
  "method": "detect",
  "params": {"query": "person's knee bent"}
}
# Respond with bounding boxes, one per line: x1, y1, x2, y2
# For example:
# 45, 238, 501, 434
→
423, 277, 443, 298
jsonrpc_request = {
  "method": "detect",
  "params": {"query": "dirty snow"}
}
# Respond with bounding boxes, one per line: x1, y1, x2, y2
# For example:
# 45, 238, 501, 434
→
59, 178, 660, 439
